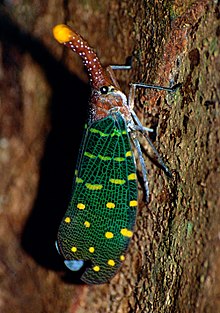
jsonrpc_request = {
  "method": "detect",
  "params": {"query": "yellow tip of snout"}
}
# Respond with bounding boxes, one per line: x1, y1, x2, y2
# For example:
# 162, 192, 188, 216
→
53, 24, 74, 43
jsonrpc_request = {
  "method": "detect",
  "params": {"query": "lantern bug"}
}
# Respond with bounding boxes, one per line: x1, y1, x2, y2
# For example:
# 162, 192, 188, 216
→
53, 24, 178, 284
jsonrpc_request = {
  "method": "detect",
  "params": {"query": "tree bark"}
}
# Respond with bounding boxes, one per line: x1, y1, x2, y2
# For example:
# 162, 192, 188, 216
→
0, 1, 219, 312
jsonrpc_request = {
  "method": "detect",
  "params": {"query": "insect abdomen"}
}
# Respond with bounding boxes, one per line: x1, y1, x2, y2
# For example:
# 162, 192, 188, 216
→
57, 113, 138, 284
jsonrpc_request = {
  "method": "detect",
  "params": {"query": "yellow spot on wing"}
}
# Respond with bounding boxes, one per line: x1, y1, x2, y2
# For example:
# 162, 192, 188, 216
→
107, 259, 115, 266
90, 128, 109, 137
120, 228, 133, 237
85, 183, 103, 190
120, 255, 125, 261
98, 155, 111, 161
71, 246, 77, 252
76, 177, 83, 183
64, 217, 71, 223
105, 231, 114, 239
130, 200, 138, 207
93, 265, 100, 272
84, 221, 90, 228
84, 151, 96, 158
109, 179, 126, 185
53, 24, 75, 43
128, 173, 137, 180
111, 129, 121, 137
77, 203, 85, 210
114, 157, 125, 162
89, 247, 95, 253
126, 151, 132, 157
106, 202, 115, 209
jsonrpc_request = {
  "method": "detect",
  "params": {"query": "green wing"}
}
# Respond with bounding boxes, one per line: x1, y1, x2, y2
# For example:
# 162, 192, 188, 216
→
57, 112, 138, 284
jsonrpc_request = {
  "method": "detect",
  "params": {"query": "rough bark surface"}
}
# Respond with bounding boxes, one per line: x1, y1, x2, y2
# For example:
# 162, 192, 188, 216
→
0, 1, 219, 312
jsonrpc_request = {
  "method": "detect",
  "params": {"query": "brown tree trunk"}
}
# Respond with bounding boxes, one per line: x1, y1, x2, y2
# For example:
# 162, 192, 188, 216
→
0, 1, 219, 312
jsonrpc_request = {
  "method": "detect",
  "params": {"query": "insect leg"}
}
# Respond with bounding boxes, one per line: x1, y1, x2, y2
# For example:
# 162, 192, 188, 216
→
109, 65, 132, 70
128, 83, 176, 177
110, 56, 132, 71
130, 82, 181, 92
105, 57, 132, 87
128, 82, 180, 110
130, 132, 150, 201
131, 110, 172, 177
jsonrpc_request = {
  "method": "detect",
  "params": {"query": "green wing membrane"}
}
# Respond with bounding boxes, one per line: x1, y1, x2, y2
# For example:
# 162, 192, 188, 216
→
57, 112, 138, 284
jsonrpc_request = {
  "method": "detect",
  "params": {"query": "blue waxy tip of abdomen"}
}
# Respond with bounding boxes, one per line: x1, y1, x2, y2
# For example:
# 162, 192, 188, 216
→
64, 259, 84, 271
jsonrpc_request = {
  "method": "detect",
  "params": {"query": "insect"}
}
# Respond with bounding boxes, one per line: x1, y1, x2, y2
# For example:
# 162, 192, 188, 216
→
53, 24, 177, 284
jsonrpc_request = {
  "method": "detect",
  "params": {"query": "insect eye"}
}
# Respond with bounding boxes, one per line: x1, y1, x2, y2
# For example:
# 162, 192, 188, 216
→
100, 86, 109, 94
